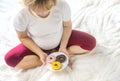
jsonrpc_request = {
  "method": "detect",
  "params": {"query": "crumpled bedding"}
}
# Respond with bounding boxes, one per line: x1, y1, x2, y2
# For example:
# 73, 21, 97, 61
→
0, 0, 120, 81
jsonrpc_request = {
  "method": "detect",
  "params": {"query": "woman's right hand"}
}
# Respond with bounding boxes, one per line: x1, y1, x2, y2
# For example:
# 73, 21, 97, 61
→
39, 52, 48, 65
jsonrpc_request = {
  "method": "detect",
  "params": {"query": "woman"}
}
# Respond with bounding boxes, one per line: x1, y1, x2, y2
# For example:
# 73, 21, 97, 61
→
4, 0, 96, 70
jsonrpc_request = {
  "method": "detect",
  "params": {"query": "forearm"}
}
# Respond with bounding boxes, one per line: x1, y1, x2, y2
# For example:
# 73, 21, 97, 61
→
19, 37, 44, 56
60, 25, 72, 48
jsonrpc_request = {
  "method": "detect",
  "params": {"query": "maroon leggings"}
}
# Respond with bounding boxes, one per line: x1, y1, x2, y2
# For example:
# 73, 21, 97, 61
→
4, 30, 96, 67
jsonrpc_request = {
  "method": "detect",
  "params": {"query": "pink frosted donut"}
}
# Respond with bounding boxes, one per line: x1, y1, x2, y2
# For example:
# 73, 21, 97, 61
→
46, 55, 56, 63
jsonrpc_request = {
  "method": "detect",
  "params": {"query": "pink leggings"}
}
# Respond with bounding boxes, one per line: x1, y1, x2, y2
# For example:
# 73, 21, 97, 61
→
4, 30, 96, 67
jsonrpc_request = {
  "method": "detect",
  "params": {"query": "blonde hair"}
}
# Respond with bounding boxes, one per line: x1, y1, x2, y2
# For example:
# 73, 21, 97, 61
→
21, 0, 57, 11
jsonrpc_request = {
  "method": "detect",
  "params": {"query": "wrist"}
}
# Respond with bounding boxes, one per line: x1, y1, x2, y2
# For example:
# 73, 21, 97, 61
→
37, 51, 46, 56
60, 44, 67, 49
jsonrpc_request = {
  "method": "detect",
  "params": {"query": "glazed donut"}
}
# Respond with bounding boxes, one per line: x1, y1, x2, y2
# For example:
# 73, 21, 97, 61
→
51, 61, 62, 70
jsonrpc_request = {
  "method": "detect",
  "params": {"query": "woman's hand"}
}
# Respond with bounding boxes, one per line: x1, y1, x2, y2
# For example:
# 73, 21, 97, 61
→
39, 52, 48, 65
59, 47, 72, 69
58, 47, 69, 55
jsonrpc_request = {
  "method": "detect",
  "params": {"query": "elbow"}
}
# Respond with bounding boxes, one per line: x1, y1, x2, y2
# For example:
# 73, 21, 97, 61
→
18, 36, 29, 43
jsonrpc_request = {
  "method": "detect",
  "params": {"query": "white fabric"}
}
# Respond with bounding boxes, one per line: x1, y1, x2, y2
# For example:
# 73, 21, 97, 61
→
14, 0, 71, 50
1, 0, 120, 81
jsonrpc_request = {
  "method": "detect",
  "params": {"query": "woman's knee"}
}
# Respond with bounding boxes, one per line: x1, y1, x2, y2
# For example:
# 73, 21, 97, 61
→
4, 44, 33, 68
4, 51, 22, 67
68, 30, 96, 51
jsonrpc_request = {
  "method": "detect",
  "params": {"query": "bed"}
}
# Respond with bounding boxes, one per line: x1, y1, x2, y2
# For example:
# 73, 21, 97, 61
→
0, 0, 120, 81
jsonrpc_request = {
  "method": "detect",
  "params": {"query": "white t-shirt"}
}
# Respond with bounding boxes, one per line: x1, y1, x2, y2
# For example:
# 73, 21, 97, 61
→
14, 0, 71, 50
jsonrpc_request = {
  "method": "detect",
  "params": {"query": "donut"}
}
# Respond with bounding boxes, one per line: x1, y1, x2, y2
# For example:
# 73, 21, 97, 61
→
56, 54, 66, 63
51, 61, 62, 70
46, 55, 56, 63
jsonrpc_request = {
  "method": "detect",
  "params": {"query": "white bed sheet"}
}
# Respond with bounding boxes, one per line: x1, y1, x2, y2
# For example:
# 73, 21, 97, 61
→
0, 0, 120, 81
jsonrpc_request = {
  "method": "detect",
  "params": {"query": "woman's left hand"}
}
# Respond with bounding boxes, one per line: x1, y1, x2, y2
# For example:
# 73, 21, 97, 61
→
58, 47, 69, 55
59, 47, 72, 69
